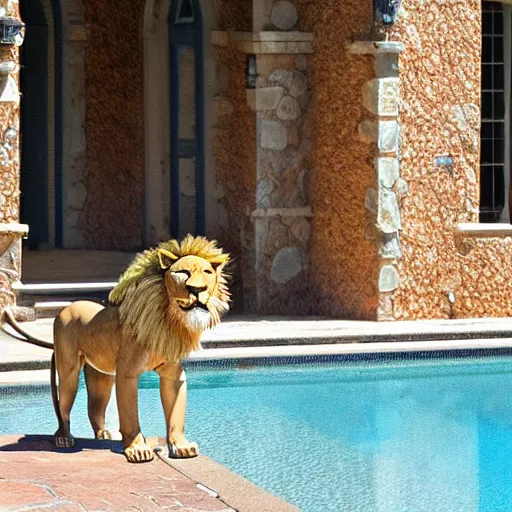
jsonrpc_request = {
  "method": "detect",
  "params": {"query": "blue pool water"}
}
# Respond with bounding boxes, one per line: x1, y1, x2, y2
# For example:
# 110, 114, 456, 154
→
3, 355, 512, 511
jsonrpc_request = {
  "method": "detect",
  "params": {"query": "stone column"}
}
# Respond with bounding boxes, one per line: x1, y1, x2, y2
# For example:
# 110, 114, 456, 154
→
349, 41, 408, 321
212, 30, 314, 314
0, 4, 30, 319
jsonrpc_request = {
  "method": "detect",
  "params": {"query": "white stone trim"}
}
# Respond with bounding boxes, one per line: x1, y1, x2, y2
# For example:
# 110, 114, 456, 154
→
456, 223, 512, 237
212, 30, 314, 43
0, 223, 29, 235
211, 30, 314, 54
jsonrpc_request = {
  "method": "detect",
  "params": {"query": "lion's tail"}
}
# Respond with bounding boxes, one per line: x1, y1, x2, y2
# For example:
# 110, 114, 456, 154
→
50, 352, 64, 431
1, 307, 54, 350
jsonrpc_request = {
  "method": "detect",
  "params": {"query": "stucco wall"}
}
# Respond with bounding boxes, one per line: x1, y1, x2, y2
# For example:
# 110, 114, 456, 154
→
0, 41, 20, 225
297, 0, 380, 319
389, 0, 512, 320
0, 0, 22, 312
216, 0, 251, 31
81, 0, 145, 251
212, 44, 256, 312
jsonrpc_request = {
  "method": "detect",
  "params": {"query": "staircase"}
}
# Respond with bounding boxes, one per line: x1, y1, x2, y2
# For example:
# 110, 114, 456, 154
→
18, 249, 136, 318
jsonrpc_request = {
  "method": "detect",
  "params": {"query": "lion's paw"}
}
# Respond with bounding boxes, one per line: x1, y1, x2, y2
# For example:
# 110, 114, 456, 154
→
54, 434, 75, 449
124, 433, 154, 463
96, 429, 112, 441
168, 437, 199, 459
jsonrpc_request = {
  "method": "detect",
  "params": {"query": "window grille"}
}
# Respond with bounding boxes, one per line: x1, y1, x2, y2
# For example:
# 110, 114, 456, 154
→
480, 1, 506, 222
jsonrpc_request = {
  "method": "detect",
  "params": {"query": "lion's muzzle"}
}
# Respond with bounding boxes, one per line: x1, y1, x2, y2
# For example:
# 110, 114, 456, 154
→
176, 297, 209, 312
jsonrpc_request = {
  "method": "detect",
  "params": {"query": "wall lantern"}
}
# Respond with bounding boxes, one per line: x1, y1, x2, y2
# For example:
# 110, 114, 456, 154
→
245, 54, 258, 90
373, 0, 401, 38
0, 18, 25, 46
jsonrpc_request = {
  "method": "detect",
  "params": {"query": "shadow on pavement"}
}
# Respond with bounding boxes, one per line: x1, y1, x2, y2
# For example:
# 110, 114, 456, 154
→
0, 434, 125, 455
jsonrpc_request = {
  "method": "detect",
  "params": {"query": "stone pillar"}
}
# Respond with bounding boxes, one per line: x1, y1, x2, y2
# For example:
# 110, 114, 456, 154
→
0, 3, 30, 319
212, 30, 314, 314
349, 41, 408, 321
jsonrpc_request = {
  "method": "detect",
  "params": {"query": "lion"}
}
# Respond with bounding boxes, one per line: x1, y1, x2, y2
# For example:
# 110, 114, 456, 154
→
2, 235, 230, 463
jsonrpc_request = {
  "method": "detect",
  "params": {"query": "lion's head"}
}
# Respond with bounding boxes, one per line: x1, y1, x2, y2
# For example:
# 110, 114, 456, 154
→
109, 235, 230, 363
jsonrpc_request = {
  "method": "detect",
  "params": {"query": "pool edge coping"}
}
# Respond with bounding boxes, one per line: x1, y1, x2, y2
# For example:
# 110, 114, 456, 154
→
157, 449, 299, 512
4, 337, 512, 384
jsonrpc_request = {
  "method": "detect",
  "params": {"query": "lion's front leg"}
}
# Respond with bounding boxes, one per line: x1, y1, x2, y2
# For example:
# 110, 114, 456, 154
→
157, 363, 198, 459
116, 364, 154, 463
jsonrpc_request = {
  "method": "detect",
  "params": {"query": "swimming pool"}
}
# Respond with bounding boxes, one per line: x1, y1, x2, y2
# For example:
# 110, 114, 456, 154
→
2, 353, 512, 512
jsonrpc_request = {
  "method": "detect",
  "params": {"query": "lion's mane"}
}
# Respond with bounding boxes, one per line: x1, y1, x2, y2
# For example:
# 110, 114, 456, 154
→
109, 235, 230, 363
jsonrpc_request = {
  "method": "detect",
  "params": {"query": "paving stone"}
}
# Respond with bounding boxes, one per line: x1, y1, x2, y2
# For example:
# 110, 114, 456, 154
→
379, 265, 399, 292
378, 188, 402, 233
378, 120, 400, 153
365, 187, 378, 214
270, 0, 298, 31
0, 435, 235, 512
276, 95, 301, 121
247, 87, 285, 111
362, 78, 399, 117
270, 247, 303, 284
269, 69, 294, 90
260, 120, 288, 151
394, 177, 409, 198
377, 157, 399, 189
289, 72, 307, 98
380, 232, 402, 259
0, 480, 55, 508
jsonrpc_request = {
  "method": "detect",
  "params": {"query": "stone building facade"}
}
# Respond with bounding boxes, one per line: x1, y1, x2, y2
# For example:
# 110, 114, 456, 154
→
0, 0, 511, 321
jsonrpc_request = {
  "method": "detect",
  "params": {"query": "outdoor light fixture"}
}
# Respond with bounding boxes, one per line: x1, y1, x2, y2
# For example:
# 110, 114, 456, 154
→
373, 0, 401, 38
0, 18, 25, 46
245, 54, 257, 89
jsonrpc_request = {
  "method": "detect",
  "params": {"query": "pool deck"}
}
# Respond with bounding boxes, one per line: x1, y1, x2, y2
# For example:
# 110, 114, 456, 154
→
4, 314, 512, 378
4, 314, 512, 511
0, 435, 297, 512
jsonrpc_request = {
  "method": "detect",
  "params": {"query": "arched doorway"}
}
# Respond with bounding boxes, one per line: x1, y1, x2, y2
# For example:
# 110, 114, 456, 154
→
169, 0, 204, 239
143, 0, 218, 246
19, 0, 62, 249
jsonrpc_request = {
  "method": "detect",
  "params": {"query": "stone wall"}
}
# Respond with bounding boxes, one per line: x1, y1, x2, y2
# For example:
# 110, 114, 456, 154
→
252, 52, 313, 314
212, 44, 257, 312
81, 0, 145, 251
297, 0, 380, 319
354, 44, 406, 321
388, 0, 512, 320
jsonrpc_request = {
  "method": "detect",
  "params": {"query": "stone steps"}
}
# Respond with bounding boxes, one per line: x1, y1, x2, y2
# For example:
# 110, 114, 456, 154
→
14, 281, 117, 316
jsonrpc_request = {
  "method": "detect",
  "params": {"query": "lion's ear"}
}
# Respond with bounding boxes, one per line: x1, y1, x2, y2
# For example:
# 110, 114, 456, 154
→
211, 261, 224, 272
158, 248, 179, 269
210, 253, 230, 273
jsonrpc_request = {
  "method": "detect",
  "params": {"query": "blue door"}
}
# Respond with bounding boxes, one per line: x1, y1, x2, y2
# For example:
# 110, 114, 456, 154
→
168, 0, 204, 239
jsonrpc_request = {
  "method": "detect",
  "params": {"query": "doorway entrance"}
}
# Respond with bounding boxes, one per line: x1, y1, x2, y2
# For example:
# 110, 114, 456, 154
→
169, 0, 205, 239
19, 0, 62, 249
